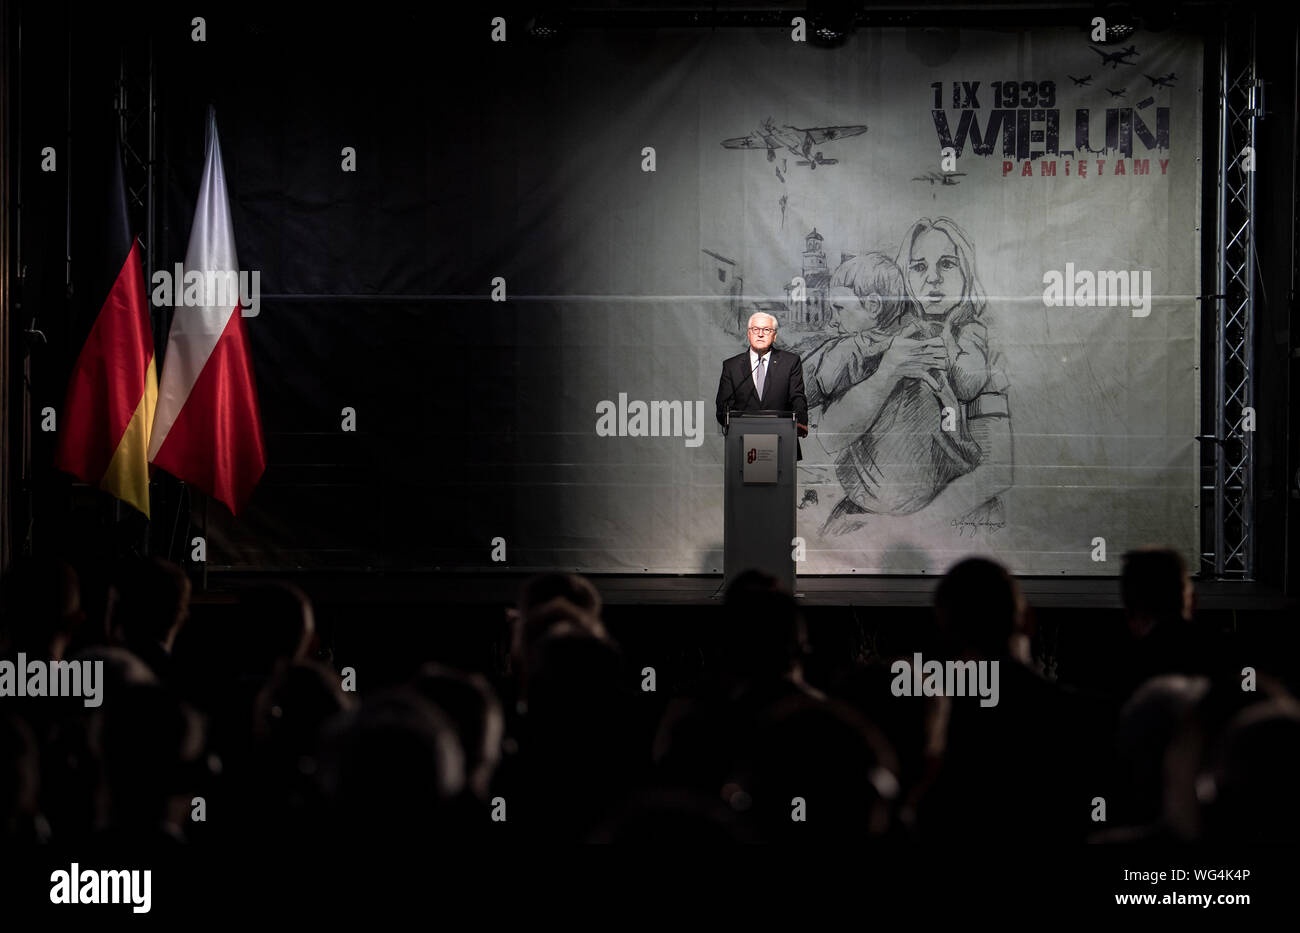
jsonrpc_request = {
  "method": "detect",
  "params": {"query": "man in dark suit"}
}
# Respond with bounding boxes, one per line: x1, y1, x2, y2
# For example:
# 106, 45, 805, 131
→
715, 312, 810, 460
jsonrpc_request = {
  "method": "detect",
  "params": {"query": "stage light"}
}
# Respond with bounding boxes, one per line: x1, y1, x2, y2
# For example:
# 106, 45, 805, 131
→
807, 0, 856, 49
1092, 3, 1139, 44
1103, 22, 1136, 43
526, 9, 566, 42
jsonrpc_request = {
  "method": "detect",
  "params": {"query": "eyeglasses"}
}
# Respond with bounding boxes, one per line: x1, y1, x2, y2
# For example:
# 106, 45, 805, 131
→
748, 326, 775, 335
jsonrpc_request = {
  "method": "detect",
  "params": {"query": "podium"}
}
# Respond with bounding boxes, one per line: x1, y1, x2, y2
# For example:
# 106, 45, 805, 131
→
722, 410, 798, 594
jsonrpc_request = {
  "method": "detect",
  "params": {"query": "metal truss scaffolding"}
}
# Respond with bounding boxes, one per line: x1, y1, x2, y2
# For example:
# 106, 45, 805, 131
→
1210, 16, 1260, 578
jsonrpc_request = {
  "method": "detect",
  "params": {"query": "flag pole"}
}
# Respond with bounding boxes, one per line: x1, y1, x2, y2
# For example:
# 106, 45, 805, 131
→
201, 489, 208, 593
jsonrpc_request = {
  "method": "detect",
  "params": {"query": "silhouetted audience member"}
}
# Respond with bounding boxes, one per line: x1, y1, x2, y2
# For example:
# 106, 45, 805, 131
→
411, 663, 504, 801
30, 646, 160, 840
933, 556, 1030, 663
3, 552, 1297, 858
1118, 548, 1211, 693
653, 570, 824, 801
718, 570, 815, 695
1093, 674, 1209, 842
108, 557, 191, 684
316, 688, 466, 847
1203, 698, 1300, 843
828, 663, 948, 831
728, 695, 900, 842
508, 629, 641, 841
507, 573, 607, 706
917, 557, 1087, 842
0, 713, 47, 843
241, 660, 353, 837
1160, 672, 1297, 842
253, 660, 352, 756
0, 556, 85, 660
236, 582, 317, 679
186, 581, 319, 794
74, 644, 159, 691
513, 572, 603, 620
92, 682, 209, 846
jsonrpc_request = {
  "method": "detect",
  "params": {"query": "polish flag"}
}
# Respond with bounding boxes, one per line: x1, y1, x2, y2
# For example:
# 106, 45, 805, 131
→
149, 108, 266, 514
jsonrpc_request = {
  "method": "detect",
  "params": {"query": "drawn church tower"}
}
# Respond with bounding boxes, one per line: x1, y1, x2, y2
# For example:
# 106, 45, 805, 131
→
785, 228, 831, 326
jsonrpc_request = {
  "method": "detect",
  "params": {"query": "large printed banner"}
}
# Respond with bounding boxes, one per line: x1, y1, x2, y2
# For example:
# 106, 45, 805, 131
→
204, 26, 1202, 575
502, 27, 1202, 575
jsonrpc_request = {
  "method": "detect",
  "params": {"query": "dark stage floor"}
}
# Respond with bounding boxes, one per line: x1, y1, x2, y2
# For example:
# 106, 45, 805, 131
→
195, 571, 1297, 612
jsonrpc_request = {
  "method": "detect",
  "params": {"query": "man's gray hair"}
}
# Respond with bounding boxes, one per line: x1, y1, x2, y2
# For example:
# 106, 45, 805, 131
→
747, 311, 778, 331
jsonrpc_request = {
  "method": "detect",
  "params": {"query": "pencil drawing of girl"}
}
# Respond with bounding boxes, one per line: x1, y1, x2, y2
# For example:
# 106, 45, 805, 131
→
813, 217, 1012, 535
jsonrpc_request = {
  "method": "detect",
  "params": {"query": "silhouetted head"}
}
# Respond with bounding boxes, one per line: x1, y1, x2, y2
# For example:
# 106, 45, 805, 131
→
1160, 673, 1295, 842
0, 556, 84, 659
253, 659, 352, 755
515, 573, 602, 620
317, 689, 466, 840
412, 663, 505, 800
509, 574, 607, 690
519, 630, 639, 836
109, 558, 191, 651
236, 581, 316, 677
525, 630, 626, 716
95, 682, 208, 834
1205, 699, 1300, 843
72, 645, 158, 696
933, 557, 1026, 659
1121, 548, 1194, 634
723, 570, 808, 682
1115, 674, 1209, 826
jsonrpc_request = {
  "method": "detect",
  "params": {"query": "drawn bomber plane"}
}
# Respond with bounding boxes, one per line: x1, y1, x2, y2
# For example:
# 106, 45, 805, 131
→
912, 171, 966, 186
1068, 74, 1093, 86
1144, 72, 1178, 88
722, 117, 868, 170
1088, 45, 1139, 68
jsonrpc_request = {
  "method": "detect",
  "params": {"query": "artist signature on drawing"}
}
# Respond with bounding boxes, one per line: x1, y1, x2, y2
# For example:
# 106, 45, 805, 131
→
950, 516, 1006, 538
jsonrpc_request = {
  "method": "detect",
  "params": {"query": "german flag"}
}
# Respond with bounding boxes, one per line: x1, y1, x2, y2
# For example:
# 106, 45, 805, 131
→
52, 138, 157, 517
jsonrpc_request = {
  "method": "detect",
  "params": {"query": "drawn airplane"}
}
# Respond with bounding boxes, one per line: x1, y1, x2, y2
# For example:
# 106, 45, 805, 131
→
1144, 72, 1177, 88
1068, 74, 1092, 86
1088, 45, 1139, 68
1107, 88, 1127, 98
721, 117, 868, 170
912, 171, 966, 186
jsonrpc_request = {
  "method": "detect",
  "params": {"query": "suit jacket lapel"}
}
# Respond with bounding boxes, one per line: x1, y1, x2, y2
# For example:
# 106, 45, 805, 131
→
740, 354, 758, 409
